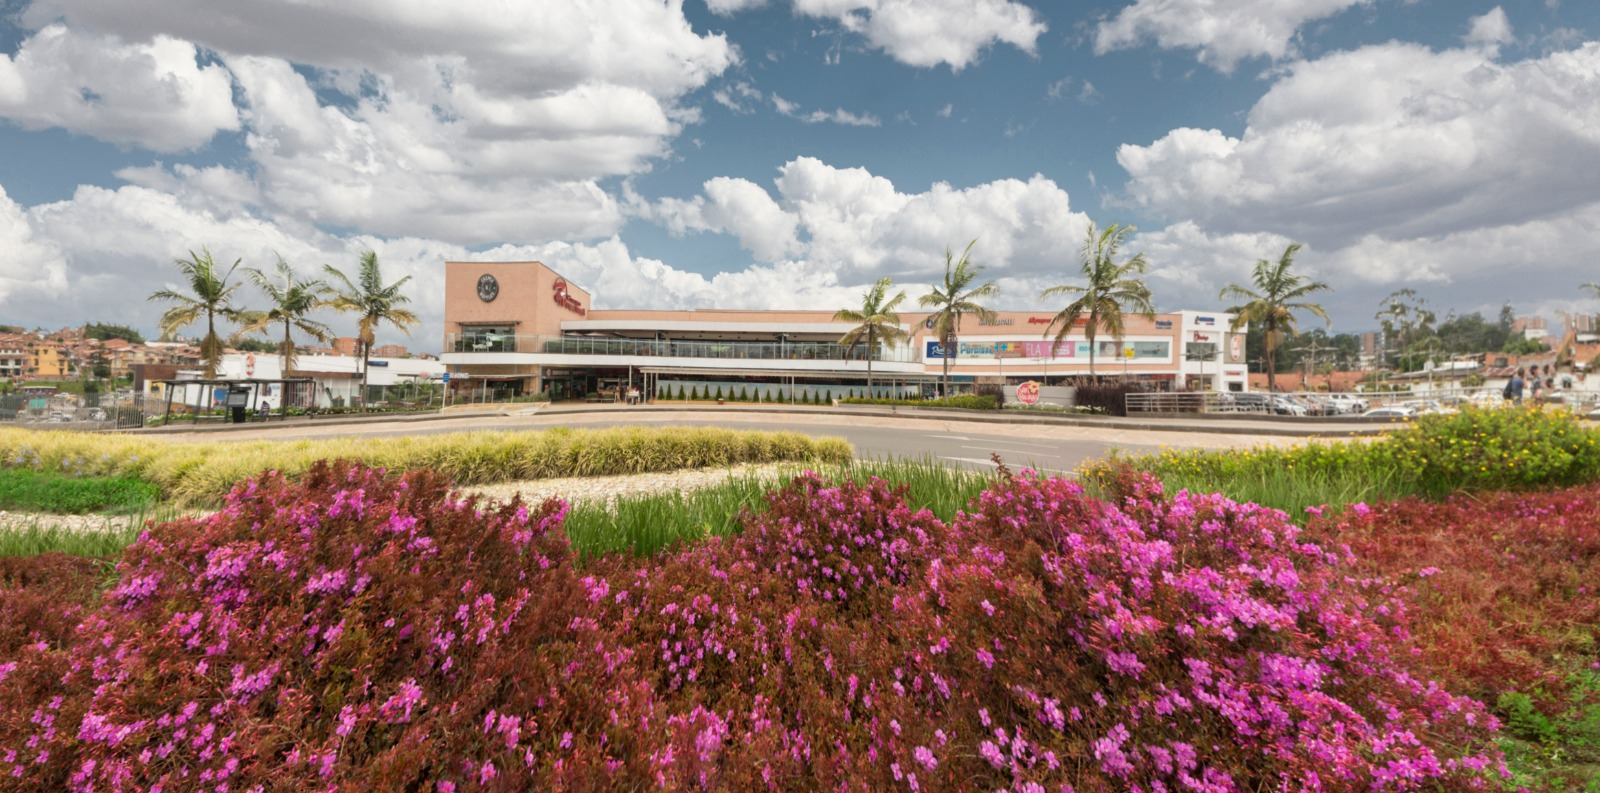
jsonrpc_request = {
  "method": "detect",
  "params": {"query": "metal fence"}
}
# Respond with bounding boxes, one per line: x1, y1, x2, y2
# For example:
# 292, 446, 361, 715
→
1126, 386, 1600, 417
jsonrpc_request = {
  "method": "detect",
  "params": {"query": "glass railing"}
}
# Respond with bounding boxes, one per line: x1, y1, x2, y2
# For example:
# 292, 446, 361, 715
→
445, 334, 920, 363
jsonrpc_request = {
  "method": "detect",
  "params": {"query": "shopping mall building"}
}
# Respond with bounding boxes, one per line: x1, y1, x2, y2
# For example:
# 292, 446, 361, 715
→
439, 260, 1250, 401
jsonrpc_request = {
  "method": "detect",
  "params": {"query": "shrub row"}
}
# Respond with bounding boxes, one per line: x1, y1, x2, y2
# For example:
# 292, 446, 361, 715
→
0, 425, 853, 507
0, 461, 1504, 791
1084, 405, 1600, 512
838, 394, 999, 410
1071, 382, 1152, 417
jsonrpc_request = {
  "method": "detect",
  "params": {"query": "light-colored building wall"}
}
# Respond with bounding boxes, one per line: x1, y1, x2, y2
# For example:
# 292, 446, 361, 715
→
446, 260, 593, 344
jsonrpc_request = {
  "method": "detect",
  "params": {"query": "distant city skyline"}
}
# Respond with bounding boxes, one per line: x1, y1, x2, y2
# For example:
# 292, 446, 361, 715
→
1, 1, 1599, 349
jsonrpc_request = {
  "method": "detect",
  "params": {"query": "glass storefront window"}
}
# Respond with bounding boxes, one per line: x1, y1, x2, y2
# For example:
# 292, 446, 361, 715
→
459, 326, 515, 352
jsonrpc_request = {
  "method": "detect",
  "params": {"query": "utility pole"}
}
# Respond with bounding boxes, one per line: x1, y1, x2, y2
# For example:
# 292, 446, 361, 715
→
1295, 338, 1335, 392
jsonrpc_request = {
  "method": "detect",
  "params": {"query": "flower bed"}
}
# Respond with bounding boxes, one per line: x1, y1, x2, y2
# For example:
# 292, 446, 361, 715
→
0, 461, 1505, 791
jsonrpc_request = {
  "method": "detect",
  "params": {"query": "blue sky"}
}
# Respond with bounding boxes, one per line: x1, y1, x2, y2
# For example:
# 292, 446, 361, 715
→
1, 0, 1598, 351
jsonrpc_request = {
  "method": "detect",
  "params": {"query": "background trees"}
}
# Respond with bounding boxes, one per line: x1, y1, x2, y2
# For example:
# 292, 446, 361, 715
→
836, 278, 909, 396
1040, 222, 1154, 379
147, 249, 248, 380
237, 256, 333, 378
323, 251, 420, 409
918, 241, 998, 398
1221, 243, 1330, 394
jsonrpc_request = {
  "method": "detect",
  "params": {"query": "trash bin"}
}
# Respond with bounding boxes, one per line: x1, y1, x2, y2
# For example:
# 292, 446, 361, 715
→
225, 386, 252, 424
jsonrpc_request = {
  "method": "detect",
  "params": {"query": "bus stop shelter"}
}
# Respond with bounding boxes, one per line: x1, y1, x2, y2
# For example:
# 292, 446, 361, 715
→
153, 378, 316, 425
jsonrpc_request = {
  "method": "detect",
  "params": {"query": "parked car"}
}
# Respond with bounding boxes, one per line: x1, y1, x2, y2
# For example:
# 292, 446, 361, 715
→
1271, 396, 1307, 416
1363, 406, 1417, 419
1219, 392, 1271, 412
1301, 395, 1342, 416
1326, 393, 1368, 413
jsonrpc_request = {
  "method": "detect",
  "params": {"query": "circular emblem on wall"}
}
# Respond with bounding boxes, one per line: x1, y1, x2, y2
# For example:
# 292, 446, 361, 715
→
1016, 381, 1041, 405
1229, 334, 1243, 361
476, 274, 499, 302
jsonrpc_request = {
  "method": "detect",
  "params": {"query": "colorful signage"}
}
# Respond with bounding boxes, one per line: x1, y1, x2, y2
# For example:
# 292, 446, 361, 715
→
925, 340, 1078, 360
1194, 316, 1215, 326
552, 279, 586, 316
1016, 381, 1041, 405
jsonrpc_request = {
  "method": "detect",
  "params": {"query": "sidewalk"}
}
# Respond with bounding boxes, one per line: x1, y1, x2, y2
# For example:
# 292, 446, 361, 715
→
126, 401, 1397, 438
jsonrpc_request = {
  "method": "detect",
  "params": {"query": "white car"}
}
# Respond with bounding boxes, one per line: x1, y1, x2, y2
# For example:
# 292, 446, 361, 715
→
1327, 393, 1368, 413
1363, 406, 1417, 419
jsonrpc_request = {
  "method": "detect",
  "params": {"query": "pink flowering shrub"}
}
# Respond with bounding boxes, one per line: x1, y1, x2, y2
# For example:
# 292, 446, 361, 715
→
0, 462, 1507, 791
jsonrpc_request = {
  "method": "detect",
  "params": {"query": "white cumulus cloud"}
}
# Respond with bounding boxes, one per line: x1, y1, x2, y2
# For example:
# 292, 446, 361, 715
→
793, 0, 1046, 70
1118, 40, 1600, 250
0, 24, 239, 152
1095, 0, 1374, 73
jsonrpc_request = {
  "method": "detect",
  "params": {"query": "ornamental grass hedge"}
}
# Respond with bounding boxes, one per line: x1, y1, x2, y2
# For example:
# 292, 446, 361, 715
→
0, 426, 852, 507
0, 461, 1507, 791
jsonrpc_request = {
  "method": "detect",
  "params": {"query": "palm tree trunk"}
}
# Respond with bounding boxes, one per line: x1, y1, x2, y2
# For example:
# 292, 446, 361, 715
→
1265, 319, 1276, 393
281, 321, 294, 378
866, 326, 875, 395
1089, 309, 1102, 380
360, 342, 370, 412
942, 332, 952, 398
206, 311, 217, 380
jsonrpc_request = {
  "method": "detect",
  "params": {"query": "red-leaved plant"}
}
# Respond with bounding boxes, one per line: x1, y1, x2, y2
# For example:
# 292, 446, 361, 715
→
0, 461, 1507, 791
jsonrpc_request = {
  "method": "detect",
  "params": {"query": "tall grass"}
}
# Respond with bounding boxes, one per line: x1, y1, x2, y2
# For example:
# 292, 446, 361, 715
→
0, 503, 189, 558
0, 425, 853, 507
563, 457, 993, 559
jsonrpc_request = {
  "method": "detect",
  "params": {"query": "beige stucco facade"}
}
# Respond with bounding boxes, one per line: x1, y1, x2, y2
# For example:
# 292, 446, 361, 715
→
441, 260, 1249, 398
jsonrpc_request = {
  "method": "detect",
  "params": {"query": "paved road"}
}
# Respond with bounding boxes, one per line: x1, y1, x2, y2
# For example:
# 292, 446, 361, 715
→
153, 410, 1302, 475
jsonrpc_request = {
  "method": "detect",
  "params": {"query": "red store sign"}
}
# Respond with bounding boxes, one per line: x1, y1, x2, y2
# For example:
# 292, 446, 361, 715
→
552, 279, 586, 316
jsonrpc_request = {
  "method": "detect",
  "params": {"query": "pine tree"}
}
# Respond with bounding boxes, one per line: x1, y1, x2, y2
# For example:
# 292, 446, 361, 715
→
715, 385, 724, 401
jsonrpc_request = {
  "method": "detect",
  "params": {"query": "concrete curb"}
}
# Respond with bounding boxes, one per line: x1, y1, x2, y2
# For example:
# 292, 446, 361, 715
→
534, 404, 1396, 438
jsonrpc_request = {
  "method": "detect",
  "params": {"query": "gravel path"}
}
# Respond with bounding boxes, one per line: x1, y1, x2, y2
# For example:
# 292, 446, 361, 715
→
462, 462, 799, 507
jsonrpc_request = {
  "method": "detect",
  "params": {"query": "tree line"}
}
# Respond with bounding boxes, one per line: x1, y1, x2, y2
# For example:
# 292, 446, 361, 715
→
834, 224, 1331, 395
837, 228, 1600, 395
147, 249, 418, 408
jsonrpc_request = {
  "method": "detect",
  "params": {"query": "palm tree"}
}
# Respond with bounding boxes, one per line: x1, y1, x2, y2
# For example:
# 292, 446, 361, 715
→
1220, 243, 1330, 394
147, 248, 248, 379
836, 278, 910, 397
918, 241, 999, 397
237, 255, 333, 379
322, 250, 420, 410
1040, 222, 1155, 379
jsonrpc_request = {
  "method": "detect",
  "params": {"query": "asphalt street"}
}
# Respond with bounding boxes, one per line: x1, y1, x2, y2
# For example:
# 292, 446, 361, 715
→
150, 410, 1286, 475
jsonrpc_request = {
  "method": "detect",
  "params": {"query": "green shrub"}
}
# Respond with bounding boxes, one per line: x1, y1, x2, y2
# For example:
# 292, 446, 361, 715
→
714, 386, 724, 401
1372, 406, 1600, 496
1082, 405, 1600, 516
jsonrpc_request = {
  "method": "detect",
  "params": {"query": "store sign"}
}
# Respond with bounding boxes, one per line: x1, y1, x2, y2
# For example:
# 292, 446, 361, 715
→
1192, 332, 1213, 342
926, 340, 1077, 360
979, 317, 1014, 326
552, 279, 586, 316
1229, 334, 1243, 362
1027, 317, 1053, 325
1155, 319, 1172, 330
1016, 381, 1040, 405
1194, 316, 1215, 326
